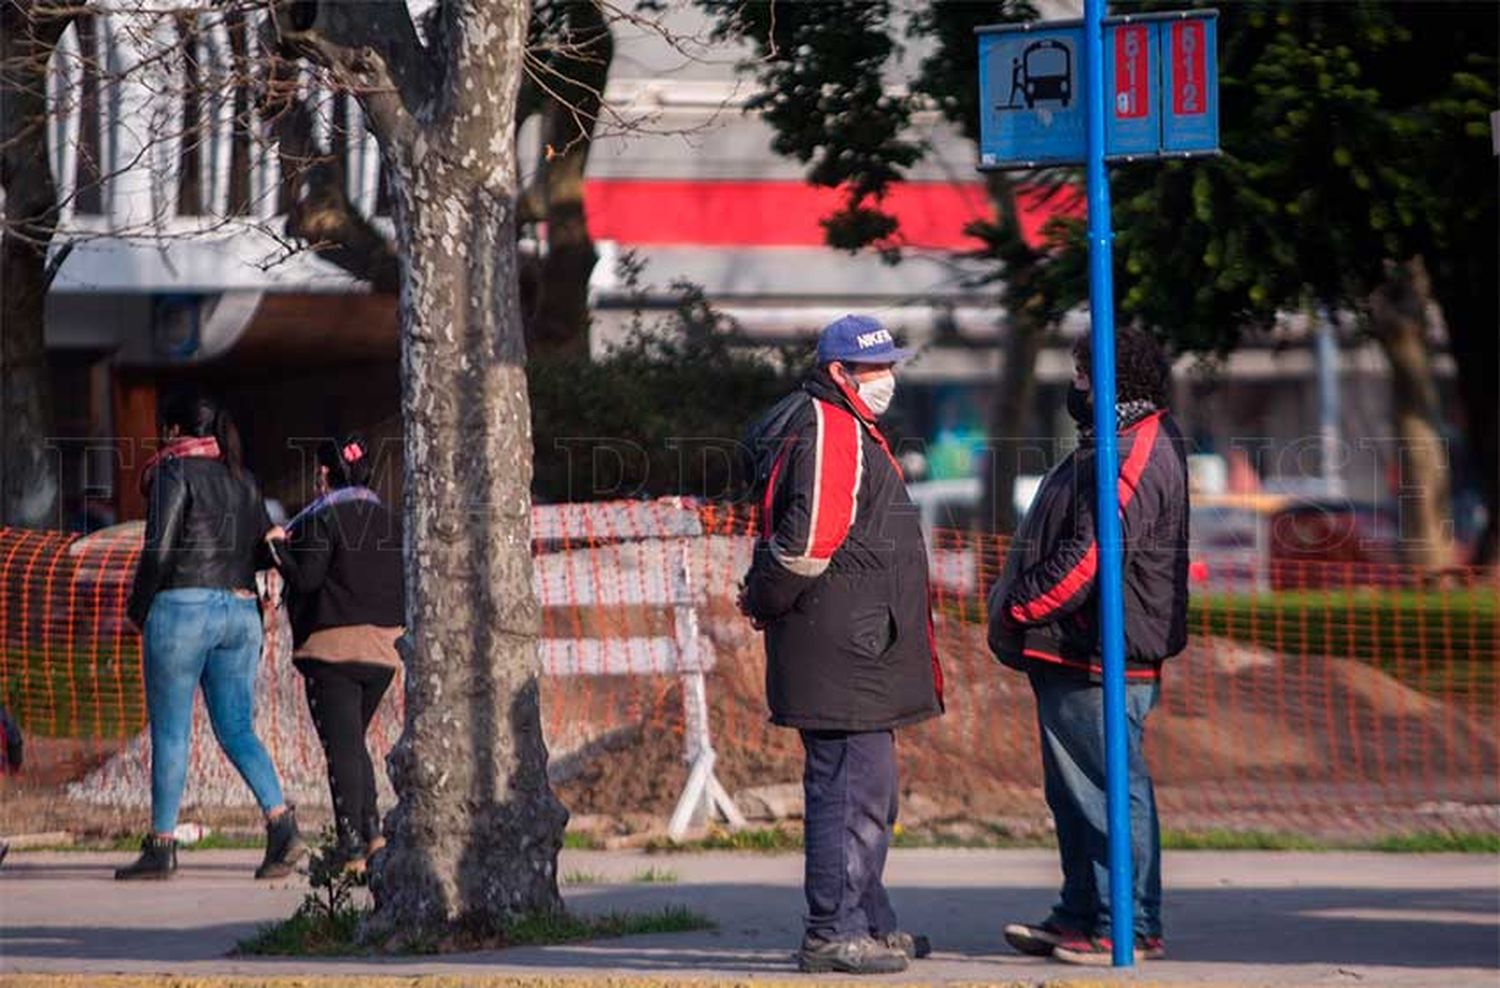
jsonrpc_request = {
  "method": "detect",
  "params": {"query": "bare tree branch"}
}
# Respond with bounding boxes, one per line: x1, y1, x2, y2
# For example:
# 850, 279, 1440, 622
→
270, 0, 437, 155
254, 15, 399, 290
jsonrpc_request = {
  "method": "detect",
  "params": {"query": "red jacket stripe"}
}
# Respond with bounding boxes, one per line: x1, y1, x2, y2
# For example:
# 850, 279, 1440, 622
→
807, 400, 863, 560
761, 438, 793, 541
1022, 647, 1162, 681
1009, 412, 1164, 623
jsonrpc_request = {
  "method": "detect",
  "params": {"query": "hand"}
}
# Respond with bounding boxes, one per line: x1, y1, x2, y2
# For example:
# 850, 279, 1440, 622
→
736, 581, 766, 631
265, 525, 288, 543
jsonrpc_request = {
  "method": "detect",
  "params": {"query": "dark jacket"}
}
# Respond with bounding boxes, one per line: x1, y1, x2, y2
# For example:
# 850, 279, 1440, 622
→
271, 496, 405, 648
987, 409, 1190, 682
741, 370, 944, 732
126, 458, 273, 627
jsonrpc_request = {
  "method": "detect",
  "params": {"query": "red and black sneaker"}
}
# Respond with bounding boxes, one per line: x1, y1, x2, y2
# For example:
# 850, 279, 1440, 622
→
1002, 919, 1085, 957
1052, 932, 1165, 966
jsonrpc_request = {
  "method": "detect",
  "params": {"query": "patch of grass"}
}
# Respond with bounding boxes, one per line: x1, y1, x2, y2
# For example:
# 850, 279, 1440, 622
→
647, 824, 804, 853
630, 866, 678, 883
2, 646, 145, 738
1162, 829, 1326, 851
646, 824, 1500, 855
1369, 832, 1500, 853
561, 870, 605, 886
936, 588, 1499, 698
1162, 829, 1500, 852
234, 901, 367, 956
892, 824, 1052, 850
235, 830, 371, 957
1191, 589, 1498, 696
503, 905, 713, 947
238, 828, 713, 957
29, 831, 265, 853
562, 831, 605, 850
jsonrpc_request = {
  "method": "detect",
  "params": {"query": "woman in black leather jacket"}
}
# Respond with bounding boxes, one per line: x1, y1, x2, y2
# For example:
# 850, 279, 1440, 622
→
116, 388, 304, 882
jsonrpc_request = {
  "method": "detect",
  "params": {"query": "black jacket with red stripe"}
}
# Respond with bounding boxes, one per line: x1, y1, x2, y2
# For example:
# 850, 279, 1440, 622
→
741, 370, 944, 732
987, 408, 1190, 682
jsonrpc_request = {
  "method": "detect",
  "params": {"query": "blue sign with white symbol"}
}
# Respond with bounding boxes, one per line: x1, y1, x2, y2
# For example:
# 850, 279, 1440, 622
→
976, 11, 1219, 169
978, 25, 1087, 167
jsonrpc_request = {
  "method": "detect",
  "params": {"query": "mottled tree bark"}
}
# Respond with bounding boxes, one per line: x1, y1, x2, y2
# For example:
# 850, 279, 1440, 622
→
0, 2, 72, 529
1369, 258, 1455, 573
277, 0, 567, 943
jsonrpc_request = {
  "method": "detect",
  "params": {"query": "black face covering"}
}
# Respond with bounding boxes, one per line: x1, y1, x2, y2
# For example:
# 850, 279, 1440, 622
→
1066, 386, 1092, 427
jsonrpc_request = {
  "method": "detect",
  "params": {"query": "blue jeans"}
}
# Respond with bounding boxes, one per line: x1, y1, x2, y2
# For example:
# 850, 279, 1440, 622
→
1029, 671, 1162, 940
800, 729, 900, 942
144, 589, 285, 833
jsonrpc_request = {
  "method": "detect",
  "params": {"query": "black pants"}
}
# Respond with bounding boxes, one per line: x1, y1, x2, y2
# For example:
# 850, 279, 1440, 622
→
800, 729, 900, 942
295, 658, 395, 849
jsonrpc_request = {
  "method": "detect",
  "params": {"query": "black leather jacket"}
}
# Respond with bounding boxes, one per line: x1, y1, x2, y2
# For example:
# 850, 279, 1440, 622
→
126, 457, 273, 627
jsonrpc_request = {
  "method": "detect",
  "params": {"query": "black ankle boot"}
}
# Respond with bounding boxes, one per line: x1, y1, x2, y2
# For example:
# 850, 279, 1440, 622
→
255, 806, 307, 880
115, 834, 177, 881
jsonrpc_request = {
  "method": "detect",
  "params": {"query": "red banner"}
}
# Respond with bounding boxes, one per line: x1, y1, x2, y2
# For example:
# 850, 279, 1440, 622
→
1171, 20, 1207, 116
1113, 25, 1150, 119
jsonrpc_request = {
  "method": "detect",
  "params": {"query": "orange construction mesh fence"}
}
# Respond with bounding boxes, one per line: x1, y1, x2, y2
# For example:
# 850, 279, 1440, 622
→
1, 499, 1496, 839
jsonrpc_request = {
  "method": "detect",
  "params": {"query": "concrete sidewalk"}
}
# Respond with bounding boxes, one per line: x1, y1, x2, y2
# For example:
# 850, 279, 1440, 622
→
1, 847, 1496, 986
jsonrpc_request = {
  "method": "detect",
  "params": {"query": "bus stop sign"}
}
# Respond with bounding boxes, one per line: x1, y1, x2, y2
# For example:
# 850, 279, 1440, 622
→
977, 10, 1218, 169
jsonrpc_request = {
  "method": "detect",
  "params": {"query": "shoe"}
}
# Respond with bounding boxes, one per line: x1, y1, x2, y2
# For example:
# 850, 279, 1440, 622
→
1003, 919, 1083, 957
796, 934, 910, 974
114, 834, 178, 881
329, 838, 369, 875
880, 930, 932, 959
1139, 934, 1167, 960
1050, 932, 1147, 967
255, 806, 307, 880
361, 812, 383, 848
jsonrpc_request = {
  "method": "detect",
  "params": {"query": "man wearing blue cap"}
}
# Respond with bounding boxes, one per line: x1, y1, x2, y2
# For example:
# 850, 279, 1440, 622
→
739, 314, 944, 974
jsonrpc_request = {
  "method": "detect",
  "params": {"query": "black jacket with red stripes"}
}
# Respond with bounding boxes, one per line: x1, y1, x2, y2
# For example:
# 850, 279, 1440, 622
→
741, 370, 944, 732
987, 408, 1190, 682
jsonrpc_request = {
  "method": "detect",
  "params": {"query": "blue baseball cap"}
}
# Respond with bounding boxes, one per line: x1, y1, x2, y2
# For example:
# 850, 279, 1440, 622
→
815, 314, 913, 365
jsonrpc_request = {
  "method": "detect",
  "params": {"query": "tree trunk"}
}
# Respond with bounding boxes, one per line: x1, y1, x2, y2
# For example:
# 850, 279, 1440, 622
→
525, 1, 612, 357
368, 159, 567, 943
981, 312, 1045, 534
276, 0, 567, 944
1369, 258, 1455, 572
977, 172, 1054, 535
0, 3, 70, 530
357, 2, 566, 945
1427, 222, 1499, 568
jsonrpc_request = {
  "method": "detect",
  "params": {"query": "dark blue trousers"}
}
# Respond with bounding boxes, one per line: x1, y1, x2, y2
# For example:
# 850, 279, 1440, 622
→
799, 729, 899, 942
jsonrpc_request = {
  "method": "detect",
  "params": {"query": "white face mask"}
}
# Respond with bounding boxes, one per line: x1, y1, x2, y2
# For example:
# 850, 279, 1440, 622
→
857, 372, 897, 417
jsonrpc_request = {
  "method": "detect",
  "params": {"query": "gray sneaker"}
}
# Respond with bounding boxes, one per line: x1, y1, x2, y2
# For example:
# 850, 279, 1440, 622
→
880, 930, 932, 959
797, 935, 910, 974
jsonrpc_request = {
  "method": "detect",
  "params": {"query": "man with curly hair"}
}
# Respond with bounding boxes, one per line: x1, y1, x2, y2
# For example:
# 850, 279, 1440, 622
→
988, 325, 1190, 966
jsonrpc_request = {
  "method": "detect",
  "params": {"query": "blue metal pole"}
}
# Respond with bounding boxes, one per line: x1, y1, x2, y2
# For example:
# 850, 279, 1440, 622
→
1082, 0, 1134, 968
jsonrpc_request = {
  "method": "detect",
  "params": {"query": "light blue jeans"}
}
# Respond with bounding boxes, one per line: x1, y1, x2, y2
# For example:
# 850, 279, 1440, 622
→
1029, 671, 1163, 940
144, 588, 285, 833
